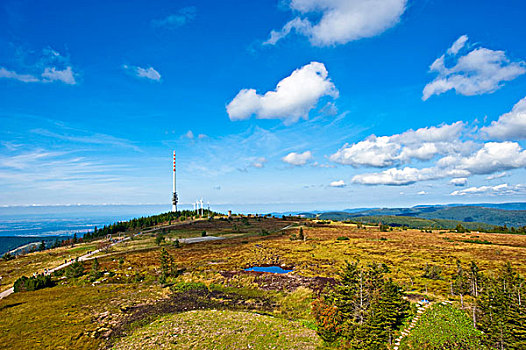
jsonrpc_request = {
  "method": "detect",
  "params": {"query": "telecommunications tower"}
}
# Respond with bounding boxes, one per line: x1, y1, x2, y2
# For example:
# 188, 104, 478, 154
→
172, 151, 178, 212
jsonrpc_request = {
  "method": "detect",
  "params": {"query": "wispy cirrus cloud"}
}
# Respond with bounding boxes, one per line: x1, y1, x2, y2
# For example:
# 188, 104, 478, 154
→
152, 7, 196, 29
123, 65, 161, 81
450, 183, 526, 196
30, 128, 141, 151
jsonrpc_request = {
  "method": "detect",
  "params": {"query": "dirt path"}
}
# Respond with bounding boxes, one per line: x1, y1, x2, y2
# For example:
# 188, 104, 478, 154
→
0, 236, 129, 300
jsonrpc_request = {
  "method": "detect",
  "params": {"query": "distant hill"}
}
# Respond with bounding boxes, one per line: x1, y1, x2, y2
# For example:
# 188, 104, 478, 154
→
349, 215, 496, 230
272, 203, 526, 228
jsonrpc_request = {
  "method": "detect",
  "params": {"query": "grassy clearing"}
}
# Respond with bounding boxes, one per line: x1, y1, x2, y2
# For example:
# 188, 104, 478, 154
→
112, 309, 320, 350
0, 283, 164, 350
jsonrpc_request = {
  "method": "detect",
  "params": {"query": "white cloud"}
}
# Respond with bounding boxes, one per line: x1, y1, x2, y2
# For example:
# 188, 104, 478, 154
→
423, 35, 525, 100
251, 157, 267, 168
136, 67, 161, 81
447, 35, 468, 55
330, 136, 400, 167
227, 62, 338, 124
282, 151, 313, 166
417, 191, 427, 195
0, 67, 39, 83
264, 0, 407, 47
123, 65, 161, 81
352, 166, 469, 186
451, 183, 526, 196
351, 141, 526, 186
0, 47, 78, 85
480, 96, 526, 140
185, 130, 194, 139
329, 180, 346, 187
352, 167, 436, 185
330, 122, 466, 167
450, 178, 467, 186
152, 7, 196, 29
486, 172, 507, 180
454, 142, 526, 175
41, 66, 76, 85
0, 66, 77, 85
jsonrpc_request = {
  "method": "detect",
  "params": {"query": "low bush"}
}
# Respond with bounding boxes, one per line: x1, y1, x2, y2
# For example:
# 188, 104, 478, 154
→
14, 274, 54, 292
171, 281, 208, 293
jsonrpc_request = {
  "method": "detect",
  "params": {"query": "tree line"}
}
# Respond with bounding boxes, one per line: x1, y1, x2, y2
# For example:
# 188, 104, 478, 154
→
83, 209, 215, 240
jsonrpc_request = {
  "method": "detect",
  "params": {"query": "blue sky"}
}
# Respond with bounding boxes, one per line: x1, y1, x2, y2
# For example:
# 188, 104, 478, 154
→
1, 0, 526, 211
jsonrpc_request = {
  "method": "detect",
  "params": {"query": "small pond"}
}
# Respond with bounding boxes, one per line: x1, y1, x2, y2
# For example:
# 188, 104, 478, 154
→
244, 265, 293, 274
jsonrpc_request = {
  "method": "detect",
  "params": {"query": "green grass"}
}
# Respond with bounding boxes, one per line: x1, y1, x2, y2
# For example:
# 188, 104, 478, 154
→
112, 309, 320, 350
399, 303, 484, 350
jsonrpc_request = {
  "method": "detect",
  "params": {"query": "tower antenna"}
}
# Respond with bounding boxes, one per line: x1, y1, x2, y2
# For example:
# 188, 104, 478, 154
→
172, 151, 178, 212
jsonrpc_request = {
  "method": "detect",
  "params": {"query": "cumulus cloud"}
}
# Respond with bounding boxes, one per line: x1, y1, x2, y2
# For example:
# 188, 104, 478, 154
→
227, 62, 338, 124
454, 142, 526, 175
123, 65, 161, 81
451, 183, 526, 196
152, 7, 196, 29
330, 122, 467, 167
417, 191, 427, 195
480, 96, 526, 140
353, 167, 438, 185
41, 66, 76, 84
351, 165, 471, 186
329, 180, 346, 187
352, 142, 526, 186
341, 99, 526, 186
282, 151, 313, 166
423, 35, 525, 100
185, 130, 194, 139
450, 178, 468, 186
264, 0, 407, 47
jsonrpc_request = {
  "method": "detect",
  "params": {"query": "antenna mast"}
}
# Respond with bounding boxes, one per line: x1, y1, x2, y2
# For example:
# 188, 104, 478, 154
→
172, 151, 178, 212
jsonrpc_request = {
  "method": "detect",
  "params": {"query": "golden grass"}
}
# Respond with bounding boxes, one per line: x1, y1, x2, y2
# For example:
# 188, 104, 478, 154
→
1, 217, 524, 349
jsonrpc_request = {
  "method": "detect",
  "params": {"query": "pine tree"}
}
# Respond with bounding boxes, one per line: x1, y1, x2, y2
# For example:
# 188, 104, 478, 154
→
477, 263, 526, 349
159, 248, 174, 284
453, 260, 470, 307
90, 258, 101, 282
313, 261, 409, 348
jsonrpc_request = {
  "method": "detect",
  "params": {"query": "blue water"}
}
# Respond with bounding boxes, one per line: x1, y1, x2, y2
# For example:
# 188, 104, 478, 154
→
0, 204, 171, 237
244, 266, 293, 274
